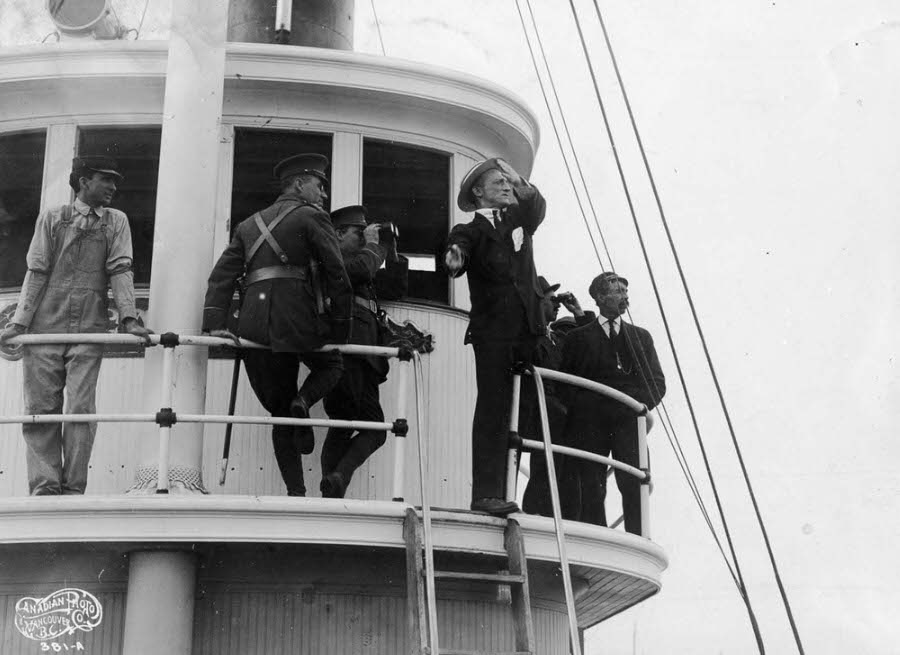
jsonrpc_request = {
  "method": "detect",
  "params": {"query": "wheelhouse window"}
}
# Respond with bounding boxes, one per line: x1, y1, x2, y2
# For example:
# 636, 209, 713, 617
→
0, 130, 46, 291
362, 139, 450, 303
231, 128, 333, 234
78, 127, 162, 285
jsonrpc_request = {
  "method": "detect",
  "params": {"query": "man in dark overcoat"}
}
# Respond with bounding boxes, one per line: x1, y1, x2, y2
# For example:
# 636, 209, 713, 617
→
521, 278, 595, 518
560, 271, 665, 533
444, 157, 547, 515
321, 205, 408, 498
203, 153, 353, 497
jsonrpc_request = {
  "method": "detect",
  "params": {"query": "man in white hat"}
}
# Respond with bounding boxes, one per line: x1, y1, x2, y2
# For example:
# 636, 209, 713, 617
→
444, 157, 546, 515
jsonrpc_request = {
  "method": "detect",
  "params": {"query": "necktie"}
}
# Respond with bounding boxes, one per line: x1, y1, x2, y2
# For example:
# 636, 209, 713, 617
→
608, 319, 616, 339
492, 209, 501, 229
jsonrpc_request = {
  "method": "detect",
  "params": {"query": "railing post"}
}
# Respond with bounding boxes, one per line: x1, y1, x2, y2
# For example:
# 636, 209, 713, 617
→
637, 414, 650, 538
505, 372, 522, 504
156, 344, 176, 494
392, 357, 410, 502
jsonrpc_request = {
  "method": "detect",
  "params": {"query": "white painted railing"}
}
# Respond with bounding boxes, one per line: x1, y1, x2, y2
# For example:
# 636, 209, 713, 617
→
504, 364, 651, 655
3, 332, 416, 499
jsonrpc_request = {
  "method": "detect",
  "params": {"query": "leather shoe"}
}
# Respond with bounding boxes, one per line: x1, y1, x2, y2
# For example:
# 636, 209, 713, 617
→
470, 497, 519, 516
290, 397, 315, 455
320, 472, 347, 498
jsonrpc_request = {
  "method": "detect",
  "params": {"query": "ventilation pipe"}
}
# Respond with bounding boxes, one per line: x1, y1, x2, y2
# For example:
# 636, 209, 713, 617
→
228, 0, 354, 50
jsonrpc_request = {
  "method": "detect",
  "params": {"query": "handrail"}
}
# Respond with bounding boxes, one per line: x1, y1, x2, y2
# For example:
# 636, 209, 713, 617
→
2, 331, 415, 496
505, 363, 652, 655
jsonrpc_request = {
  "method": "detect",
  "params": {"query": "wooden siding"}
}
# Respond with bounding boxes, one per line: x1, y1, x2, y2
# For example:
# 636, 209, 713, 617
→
193, 591, 568, 655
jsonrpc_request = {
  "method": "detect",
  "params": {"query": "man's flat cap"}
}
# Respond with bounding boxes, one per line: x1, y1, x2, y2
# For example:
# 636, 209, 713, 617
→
588, 271, 629, 297
330, 204, 368, 229
72, 156, 124, 180
273, 153, 329, 183
537, 275, 561, 297
457, 157, 504, 212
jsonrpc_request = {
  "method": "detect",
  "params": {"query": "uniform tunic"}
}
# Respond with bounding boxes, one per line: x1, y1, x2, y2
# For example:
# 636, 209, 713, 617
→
13, 199, 138, 495
321, 242, 408, 496
203, 193, 353, 496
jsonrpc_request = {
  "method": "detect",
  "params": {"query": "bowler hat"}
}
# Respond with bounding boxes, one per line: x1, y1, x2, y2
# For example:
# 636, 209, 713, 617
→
273, 153, 329, 183
330, 205, 368, 229
72, 156, 124, 180
588, 271, 629, 298
457, 157, 504, 212
537, 275, 560, 297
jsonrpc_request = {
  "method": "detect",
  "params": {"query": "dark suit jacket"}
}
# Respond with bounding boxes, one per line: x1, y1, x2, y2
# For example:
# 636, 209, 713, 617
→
560, 320, 666, 435
446, 186, 547, 344
203, 193, 352, 353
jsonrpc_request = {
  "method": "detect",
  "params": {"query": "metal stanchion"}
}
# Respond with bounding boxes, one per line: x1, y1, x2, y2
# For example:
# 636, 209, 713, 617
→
532, 368, 582, 655
156, 345, 176, 494
637, 414, 650, 538
392, 358, 410, 502
505, 373, 522, 504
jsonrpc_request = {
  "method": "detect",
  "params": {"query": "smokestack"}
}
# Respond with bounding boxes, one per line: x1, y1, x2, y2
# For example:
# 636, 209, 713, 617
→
228, 0, 355, 50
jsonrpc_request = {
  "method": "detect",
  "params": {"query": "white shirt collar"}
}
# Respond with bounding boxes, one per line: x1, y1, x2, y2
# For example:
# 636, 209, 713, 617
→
73, 197, 106, 218
598, 314, 621, 335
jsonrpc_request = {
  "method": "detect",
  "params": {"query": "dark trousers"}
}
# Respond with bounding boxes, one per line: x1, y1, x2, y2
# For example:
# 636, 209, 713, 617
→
521, 395, 579, 519
242, 348, 343, 496
570, 416, 643, 534
470, 338, 535, 501
322, 359, 386, 496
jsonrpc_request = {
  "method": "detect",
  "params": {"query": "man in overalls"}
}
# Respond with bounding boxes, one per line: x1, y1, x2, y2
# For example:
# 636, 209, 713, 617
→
0, 156, 151, 495
203, 154, 353, 497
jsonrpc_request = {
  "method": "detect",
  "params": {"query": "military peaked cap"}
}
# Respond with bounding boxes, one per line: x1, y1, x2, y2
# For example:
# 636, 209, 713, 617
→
273, 153, 329, 183
330, 205, 368, 229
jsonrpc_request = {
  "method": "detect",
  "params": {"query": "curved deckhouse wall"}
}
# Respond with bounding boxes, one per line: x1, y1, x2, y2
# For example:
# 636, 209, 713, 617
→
0, 41, 538, 504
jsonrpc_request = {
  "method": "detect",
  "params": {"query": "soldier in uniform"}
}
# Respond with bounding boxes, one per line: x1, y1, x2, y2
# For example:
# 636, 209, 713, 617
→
0, 156, 151, 495
320, 205, 408, 498
203, 153, 353, 497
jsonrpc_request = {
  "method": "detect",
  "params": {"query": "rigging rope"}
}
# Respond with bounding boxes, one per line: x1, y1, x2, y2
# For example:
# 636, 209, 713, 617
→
563, 0, 768, 651
517, 0, 742, 592
370, 0, 387, 56
514, 0, 606, 267
588, 1, 806, 651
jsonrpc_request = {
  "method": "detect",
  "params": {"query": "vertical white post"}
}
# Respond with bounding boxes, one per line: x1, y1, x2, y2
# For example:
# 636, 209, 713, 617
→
637, 414, 650, 539
156, 346, 175, 493
392, 357, 409, 501
275, 0, 293, 31
505, 373, 521, 503
122, 551, 198, 655
130, 0, 229, 493
40, 123, 77, 211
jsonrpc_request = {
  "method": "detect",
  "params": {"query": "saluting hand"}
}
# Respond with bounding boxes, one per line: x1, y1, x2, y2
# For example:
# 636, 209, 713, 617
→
495, 158, 523, 186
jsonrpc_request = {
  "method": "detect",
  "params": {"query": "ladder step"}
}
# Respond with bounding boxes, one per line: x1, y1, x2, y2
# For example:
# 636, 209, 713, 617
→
431, 570, 525, 584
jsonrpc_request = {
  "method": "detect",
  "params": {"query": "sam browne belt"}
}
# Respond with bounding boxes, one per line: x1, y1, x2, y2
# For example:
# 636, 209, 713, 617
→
354, 296, 378, 313
243, 265, 308, 287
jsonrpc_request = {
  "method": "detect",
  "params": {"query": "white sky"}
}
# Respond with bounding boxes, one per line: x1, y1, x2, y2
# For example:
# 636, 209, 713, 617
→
3, 1, 900, 653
